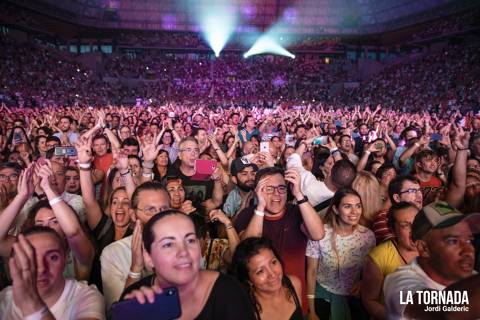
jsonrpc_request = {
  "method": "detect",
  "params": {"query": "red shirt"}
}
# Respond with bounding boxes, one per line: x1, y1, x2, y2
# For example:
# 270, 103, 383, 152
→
416, 175, 444, 206
372, 209, 395, 244
93, 152, 113, 196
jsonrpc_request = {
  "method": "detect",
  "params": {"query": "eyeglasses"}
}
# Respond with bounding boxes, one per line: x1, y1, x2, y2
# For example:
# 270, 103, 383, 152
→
179, 148, 200, 154
399, 188, 422, 195
264, 185, 288, 194
0, 174, 19, 181
136, 206, 168, 215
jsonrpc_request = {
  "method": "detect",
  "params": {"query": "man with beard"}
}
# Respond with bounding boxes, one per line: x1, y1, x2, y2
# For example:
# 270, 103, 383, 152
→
54, 116, 78, 145
383, 201, 480, 319
223, 157, 258, 219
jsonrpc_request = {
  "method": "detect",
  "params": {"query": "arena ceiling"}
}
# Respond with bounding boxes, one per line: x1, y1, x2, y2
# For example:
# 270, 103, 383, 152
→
7, 0, 479, 34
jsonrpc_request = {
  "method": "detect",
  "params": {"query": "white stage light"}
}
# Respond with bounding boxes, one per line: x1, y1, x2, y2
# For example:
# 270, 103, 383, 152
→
244, 36, 295, 59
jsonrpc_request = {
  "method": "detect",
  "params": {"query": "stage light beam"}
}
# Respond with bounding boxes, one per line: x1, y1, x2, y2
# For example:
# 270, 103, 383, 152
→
243, 36, 295, 59
199, 4, 237, 57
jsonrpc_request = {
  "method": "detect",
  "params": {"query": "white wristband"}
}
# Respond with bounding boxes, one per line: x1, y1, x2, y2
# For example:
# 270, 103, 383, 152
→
128, 271, 142, 279
48, 196, 63, 206
143, 161, 154, 169
78, 162, 91, 169
254, 210, 265, 217
24, 306, 48, 320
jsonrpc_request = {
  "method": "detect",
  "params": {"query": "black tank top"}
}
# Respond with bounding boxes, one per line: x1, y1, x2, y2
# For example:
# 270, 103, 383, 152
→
283, 276, 303, 320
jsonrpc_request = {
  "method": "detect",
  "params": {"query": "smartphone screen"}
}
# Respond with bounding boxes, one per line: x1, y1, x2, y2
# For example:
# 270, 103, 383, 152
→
313, 136, 328, 145
191, 159, 217, 181
112, 287, 181, 320
65, 146, 77, 156
54, 147, 66, 156
260, 141, 269, 153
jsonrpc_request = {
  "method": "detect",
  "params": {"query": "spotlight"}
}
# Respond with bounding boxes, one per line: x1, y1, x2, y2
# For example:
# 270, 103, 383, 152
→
244, 36, 295, 59
199, 3, 237, 57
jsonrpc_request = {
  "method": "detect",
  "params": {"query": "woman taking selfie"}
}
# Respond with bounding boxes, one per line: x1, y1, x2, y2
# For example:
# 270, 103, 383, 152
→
306, 188, 375, 320
231, 237, 303, 320
120, 209, 255, 320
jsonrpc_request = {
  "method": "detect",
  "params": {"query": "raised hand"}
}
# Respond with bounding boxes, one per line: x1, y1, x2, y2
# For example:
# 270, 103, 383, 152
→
35, 161, 54, 193
17, 164, 35, 199
285, 168, 302, 199
419, 135, 430, 147
124, 284, 163, 305
130, 220, 144, 275
453, 125, 470, 150
141, 138, 161, 163
209, 209, 232, 226
96, 109, 106, 129
75, 135, 93, 164
113, 148, 129, 171
254, 178, 268, 212
180, 200, 196, 215
10, 235, 47, 317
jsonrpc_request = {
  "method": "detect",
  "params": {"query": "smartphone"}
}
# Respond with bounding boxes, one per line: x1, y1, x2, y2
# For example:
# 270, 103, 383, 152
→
191, 159, 217, 181
430, 133, 442, 141
13, 132, 22, 142
168, 111, 175, 118
260, 141, 269, 153
111, 287, 181, 320
375, 142, 383, 150
313, 136, 328, 146
54, 147, 77, 157
285, 134, 295, 146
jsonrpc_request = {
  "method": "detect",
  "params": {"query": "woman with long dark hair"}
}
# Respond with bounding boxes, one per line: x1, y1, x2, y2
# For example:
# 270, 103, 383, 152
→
306, 188, 375, 320
231, 237, 303, 320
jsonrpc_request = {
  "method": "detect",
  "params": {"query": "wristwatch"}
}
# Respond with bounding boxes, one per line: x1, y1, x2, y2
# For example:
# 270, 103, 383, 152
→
296, 196, 309, 205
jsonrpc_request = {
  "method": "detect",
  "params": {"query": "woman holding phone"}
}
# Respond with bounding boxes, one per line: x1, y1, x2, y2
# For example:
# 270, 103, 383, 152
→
119, 209, 255, 320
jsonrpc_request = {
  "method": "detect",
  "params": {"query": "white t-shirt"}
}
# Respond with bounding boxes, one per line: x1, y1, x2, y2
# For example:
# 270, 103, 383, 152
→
100, 235, 132, 309
0, 279, 105, 320
306, 224, 375, 295
286, 153, 334, 208
383, 259, 446, 320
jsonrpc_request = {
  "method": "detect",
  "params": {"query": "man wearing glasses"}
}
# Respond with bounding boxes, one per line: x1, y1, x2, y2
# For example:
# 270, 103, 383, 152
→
0, 162, 21, 210
173, 137, 223, 212
372, 175, 424, 244
234, 166, 325, 312
100, 181, 170, 308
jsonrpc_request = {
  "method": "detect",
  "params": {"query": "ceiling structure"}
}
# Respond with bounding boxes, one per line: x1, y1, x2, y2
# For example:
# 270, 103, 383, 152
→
7, 0, 480, 35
